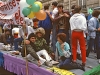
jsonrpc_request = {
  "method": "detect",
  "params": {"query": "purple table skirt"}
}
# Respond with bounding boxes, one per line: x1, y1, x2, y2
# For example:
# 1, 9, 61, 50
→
3, 54, 56, 75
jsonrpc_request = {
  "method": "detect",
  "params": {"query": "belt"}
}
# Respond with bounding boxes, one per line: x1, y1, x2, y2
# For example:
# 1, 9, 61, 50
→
73, 29, 83, 32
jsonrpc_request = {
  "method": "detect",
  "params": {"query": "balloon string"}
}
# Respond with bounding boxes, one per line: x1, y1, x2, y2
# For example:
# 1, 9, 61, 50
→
23, 25, 29, 75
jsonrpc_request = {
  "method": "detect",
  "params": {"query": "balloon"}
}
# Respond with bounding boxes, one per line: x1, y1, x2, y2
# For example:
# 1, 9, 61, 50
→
35, 10, 46, 20
26, 0, 36, 5
34, 1, 43, 9
31, 4, 40, 12
19, 0, 29, 16
27, 12, 35, 19
22, 7, 31, 16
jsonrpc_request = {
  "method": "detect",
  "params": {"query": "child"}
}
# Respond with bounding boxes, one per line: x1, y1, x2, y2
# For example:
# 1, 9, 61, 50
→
56, 33, 85, 71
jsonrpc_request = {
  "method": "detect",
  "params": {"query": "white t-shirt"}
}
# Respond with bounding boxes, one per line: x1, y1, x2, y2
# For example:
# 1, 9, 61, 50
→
70, 13, 87, 31
52, 7, 58, 19
24, 17, 33, 26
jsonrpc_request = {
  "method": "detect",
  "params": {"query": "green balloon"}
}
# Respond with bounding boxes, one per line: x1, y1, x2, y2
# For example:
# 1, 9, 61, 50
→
26, 0, 36, 5
31, 4, 40, 12
22, 7, 31, 16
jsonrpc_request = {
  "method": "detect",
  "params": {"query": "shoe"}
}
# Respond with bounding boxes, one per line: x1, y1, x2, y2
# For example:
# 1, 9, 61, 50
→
80, 65, 85, 71
98, 59, 100, 64
71, 62, 85, 71
45, 61, 53, 67
50, 60, 59, 65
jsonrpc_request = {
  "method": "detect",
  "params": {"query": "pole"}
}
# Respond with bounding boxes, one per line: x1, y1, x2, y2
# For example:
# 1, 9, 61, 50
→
23, 24, 29, 75
69, 0, 70, 11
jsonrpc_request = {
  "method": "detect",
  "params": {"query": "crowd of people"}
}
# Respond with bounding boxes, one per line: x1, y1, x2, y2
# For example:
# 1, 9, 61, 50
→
0, 1, 100, 72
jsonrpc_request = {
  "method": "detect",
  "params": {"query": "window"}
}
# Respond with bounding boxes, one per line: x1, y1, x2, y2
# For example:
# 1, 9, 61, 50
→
79, 0, 86, 8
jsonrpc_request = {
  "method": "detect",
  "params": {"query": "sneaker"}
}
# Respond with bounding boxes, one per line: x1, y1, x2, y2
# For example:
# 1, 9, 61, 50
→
50, 60, 59, 65
98, 59, 100, 64
45, 61, 53, 67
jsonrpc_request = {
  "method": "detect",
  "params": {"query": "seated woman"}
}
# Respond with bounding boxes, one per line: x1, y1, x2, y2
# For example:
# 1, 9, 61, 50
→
0, 29, 12, 45
56, 33, 85, 71
22, 27, 58, 67
21, 33, 41, 66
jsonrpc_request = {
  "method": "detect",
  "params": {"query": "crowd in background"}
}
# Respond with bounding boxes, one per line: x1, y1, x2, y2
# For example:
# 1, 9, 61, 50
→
0, 1, 100, 72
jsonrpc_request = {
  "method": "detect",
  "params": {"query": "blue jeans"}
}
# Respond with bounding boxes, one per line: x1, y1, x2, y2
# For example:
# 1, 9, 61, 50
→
52, 24, 57, 52
59, 58, 71, 69
87, 34, 100, 59
6, 36, 13, 45
14, 38, 23, 50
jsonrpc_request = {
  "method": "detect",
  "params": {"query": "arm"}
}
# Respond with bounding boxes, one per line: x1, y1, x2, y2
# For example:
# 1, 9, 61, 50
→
21, 44, 39, 61
26, 44, 39, 61
2, 34, 8, 45
47, 12, 63, 22
88, 20, 97, 31
38, 21, 42, 27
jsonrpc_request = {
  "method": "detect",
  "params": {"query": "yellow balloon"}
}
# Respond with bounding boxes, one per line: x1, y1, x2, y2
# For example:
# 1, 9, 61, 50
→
34, 1, 42, 9
27, 11, 35, 19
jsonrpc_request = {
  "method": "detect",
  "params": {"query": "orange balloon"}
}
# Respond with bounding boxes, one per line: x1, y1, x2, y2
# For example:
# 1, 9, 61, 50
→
35, 10, 46, 20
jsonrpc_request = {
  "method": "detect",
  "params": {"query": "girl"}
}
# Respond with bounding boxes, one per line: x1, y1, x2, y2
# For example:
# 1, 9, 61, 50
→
56, 33, 85, 71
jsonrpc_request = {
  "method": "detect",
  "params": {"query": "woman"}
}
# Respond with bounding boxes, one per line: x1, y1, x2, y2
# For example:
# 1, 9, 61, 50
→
56, 33, 85, 71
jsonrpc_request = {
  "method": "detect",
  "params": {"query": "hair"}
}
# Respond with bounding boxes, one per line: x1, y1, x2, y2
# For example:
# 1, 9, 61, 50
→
57, 4, 63, 9
57, 33, 66, 42
92, 10, 100, 17
71, 5, 76, 9
74, 5, 81, 13
28, 33, 36, 40
52, 1, 58, 6
44, 4, 49, 10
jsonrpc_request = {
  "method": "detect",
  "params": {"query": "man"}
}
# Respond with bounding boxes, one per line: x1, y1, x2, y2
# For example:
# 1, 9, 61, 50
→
51, 1, 58, 52
0, 29, 11, 45
14, 18, 35, 51
70, 5, 87, 67
38, 4, 52, 45
87, 10, 100, 63
54, 4, 70, 44
21, 33, 41, 66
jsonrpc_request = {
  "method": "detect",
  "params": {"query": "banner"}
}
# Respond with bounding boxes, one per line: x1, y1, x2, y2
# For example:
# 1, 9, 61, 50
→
0, 0, 24, 25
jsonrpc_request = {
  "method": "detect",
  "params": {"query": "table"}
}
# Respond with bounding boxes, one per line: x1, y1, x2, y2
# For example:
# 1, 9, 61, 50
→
0, 50, 56, 75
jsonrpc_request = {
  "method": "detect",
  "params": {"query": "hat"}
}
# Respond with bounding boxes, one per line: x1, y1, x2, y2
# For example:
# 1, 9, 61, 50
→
35, 27, 45, 35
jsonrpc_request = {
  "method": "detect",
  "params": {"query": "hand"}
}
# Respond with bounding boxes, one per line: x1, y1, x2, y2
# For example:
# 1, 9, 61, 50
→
25, 40, 30, 45
60, 43, 65, 50
51, 53, 55, 56
37, 60, 41, 67
64, 13, 69, 17
97, 28, 100, 31
45, 10, 50, 15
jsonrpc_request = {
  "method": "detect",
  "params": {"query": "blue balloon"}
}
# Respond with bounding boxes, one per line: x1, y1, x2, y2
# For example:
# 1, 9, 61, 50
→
31, 4, 40, 12
22, 7, 31, 16
26, 0, 36, 5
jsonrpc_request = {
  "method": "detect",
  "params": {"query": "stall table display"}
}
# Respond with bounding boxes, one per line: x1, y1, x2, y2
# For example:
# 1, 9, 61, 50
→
0, 50, 74, 75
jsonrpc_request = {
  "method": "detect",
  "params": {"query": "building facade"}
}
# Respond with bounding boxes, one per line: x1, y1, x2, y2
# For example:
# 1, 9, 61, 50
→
40, 0, 100, 13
